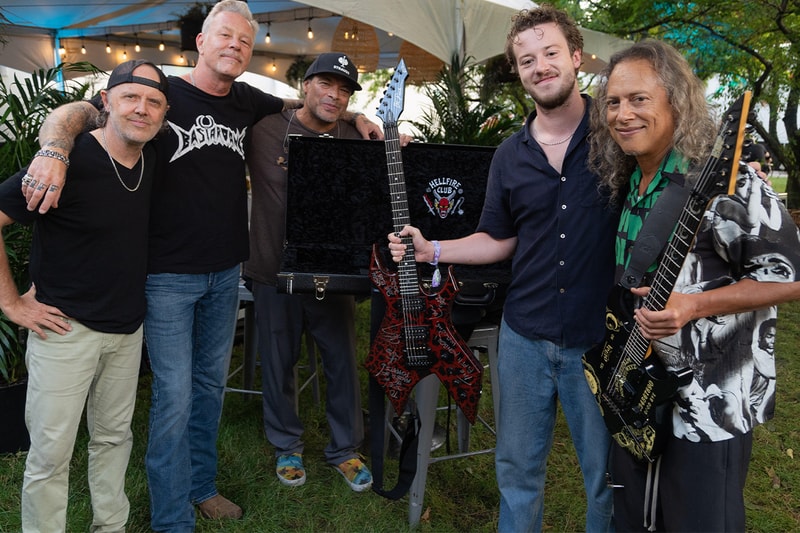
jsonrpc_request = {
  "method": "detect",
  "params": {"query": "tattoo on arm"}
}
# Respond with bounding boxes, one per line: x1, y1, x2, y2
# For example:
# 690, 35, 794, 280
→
38, 102, 98, 154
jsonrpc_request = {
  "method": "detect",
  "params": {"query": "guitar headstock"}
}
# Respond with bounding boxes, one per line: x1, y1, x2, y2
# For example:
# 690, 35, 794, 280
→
376, 59, 408, 127
711, 91, 751, 195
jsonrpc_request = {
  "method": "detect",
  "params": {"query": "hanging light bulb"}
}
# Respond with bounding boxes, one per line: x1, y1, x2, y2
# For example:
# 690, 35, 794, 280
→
271, 58, 277, 72
307, 19, 313, 40
122, 45, 128, 59
265, 21, 271, 44
178, 53, 185, 64
134, 33, 141, 53
81, 37, 86, 54
158, 31, 165, 52
105, 35, 111, 54
58, 44, 66, 56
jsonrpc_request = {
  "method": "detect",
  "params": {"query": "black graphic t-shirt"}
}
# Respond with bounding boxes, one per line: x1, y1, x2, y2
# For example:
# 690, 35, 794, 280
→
148, 76, 283, 274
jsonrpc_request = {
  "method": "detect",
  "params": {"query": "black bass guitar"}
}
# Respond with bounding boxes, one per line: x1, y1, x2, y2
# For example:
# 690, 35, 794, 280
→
364, 59, 483, 423
582, 91, 752, 462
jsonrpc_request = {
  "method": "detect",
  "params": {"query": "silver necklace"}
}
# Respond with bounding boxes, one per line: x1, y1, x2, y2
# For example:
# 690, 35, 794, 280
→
533, 127, 574, 146
101, 128, 144, 192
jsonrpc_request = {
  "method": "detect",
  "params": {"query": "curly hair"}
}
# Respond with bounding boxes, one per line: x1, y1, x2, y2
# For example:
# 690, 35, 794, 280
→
589, 39, 716, 201
202, 0, 259, 37
504, 4, 583, 71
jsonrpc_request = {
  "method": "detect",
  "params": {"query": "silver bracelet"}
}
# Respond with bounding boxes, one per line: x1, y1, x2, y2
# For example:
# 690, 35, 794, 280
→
35, 149, 70, 167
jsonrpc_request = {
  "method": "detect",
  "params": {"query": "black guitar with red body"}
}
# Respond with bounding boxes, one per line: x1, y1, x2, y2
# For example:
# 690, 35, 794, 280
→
364, 60, 483, 423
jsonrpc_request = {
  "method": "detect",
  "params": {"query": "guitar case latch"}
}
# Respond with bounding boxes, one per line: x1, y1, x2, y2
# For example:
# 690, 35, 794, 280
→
313, 275, 330, 300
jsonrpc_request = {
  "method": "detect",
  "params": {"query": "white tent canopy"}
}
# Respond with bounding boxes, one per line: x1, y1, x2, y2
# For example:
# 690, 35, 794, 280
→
1, 0, 629, 80
299, 0, 629, 72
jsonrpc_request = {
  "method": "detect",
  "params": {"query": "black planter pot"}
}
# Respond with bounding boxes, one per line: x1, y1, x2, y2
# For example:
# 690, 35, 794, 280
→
0, 379, 30, 454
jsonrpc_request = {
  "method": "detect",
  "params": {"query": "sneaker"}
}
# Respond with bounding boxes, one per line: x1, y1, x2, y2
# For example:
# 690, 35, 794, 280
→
334, 457, 373, 492
197, 494, 243, 520
276, 453, 306, 487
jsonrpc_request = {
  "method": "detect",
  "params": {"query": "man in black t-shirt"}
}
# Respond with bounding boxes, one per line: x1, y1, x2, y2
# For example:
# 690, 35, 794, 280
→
0, 60, 168, 533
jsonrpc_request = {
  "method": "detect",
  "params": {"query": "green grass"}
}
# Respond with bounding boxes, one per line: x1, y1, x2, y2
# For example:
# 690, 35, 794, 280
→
1, 299, 799, 532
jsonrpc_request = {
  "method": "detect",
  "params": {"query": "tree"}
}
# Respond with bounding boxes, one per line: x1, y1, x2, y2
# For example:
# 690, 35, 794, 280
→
560, 0, 800, 207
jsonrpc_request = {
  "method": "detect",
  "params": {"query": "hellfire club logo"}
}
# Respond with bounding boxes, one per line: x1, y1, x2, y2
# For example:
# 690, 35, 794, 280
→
423, 177, 465, 219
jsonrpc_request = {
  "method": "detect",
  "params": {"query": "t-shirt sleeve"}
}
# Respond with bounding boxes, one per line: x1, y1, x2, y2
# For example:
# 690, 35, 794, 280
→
0, 168, 38, 225
712, 166, 800, 283
248, 85, 285, 123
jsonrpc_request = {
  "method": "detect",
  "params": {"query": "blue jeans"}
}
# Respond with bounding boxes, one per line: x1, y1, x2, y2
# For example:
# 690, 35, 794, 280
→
496, 319, 613, 533
143, 266, 240, 532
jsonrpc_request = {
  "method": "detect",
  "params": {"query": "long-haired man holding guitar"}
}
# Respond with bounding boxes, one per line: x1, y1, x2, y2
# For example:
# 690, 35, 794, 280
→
589, 39, 800, 531
389, 6, 617, 532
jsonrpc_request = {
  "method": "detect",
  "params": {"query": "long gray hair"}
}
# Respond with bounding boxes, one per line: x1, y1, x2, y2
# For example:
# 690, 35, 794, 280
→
589, 39, 716, 201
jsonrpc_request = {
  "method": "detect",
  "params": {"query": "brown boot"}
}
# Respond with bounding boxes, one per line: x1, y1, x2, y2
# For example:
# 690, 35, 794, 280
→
197, 494, 243, 520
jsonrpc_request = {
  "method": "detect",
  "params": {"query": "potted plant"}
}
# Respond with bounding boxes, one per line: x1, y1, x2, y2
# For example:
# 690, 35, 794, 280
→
0, 62, 97, 453
285, 56, 313, 92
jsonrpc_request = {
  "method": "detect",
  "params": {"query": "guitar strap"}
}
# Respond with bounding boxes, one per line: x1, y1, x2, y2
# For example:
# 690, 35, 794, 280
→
368, 291, 419, 500
368, 375, 420, 499
619, 171, 691, 289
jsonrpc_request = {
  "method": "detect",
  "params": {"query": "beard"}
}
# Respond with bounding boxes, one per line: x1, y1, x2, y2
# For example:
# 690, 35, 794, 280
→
529, 68, 577, 110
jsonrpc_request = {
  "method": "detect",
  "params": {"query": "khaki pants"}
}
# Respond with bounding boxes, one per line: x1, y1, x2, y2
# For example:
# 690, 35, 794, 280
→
21, 321, 143, 533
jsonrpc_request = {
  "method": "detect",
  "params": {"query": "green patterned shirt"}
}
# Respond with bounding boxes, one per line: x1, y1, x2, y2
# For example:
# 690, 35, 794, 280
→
615, 151, 690, 279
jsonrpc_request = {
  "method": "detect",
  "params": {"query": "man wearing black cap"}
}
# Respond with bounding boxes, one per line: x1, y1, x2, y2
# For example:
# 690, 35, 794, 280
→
245, 52, 372, 492
0, 60, 168, 533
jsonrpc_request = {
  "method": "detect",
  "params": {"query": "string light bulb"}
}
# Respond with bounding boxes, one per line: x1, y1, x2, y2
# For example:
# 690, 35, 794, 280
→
307, 19, 313, 39
178, 53, 185, 64
122, 45, 127, 59
81, 38, 86, 54
134, 33, 141, 53
105, 35, 111, 54
58, 45, 66, 56
158, 31, 165, 51
271, 58, 277, 72
265, 21, 271, 44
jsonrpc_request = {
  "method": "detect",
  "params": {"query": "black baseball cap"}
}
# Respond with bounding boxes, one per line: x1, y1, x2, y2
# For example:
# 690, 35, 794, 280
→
106, 59, 169, 98
304, 52, 361, 91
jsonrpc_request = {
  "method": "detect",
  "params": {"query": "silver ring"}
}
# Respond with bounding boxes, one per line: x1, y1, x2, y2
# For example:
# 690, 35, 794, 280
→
21, 174, 32, 186
48, 184, 59, 192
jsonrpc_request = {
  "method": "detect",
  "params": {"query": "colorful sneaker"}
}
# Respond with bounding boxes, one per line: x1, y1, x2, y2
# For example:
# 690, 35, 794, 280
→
276, 453, 306, 487
335, 457, 373, 492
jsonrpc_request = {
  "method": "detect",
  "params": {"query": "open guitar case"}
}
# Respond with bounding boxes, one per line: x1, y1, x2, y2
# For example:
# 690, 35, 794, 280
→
279, 136, 510, 497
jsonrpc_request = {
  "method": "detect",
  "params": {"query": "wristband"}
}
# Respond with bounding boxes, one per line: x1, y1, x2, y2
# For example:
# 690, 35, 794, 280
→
428, 240, 441, 266
429, 240, 441, 288
35, 149, 70, 167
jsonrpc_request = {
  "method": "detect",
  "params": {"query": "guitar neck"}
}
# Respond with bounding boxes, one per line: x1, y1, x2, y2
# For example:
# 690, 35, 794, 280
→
383, 121, 421, 297
626, 92, 751, 361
